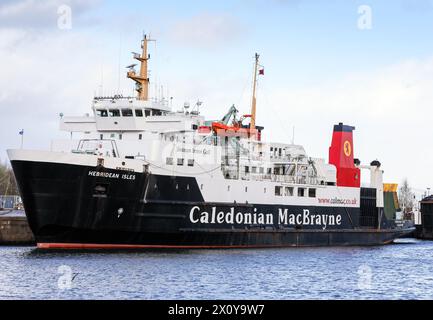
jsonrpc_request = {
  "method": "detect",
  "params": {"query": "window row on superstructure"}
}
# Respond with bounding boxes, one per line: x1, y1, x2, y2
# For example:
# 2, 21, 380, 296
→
96, 108, 169, 118
274, 186, 316, 198
197, 183, 318, 198
166, 157, 195, 167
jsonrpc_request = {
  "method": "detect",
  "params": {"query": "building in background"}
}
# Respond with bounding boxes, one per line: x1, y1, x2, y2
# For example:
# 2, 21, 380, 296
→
0, 195, 22, 210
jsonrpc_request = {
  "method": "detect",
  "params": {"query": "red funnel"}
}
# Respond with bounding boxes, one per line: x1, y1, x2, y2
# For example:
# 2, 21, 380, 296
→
329, 123, 361, 188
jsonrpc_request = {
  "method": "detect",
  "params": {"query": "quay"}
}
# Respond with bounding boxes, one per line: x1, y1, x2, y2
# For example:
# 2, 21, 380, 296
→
0, 210, 34, 245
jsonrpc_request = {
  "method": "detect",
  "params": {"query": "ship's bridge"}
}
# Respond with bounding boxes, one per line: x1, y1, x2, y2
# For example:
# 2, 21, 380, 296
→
60, 96, 205, 134
60, 35, 207, 136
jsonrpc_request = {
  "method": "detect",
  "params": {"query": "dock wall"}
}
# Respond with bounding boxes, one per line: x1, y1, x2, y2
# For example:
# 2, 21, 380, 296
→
0, 214, 34, 245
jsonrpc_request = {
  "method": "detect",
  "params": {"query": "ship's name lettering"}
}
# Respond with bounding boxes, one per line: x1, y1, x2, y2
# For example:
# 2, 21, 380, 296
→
88, 171, 136, 180
189, 207, 342, 230
176, 147, 209, 155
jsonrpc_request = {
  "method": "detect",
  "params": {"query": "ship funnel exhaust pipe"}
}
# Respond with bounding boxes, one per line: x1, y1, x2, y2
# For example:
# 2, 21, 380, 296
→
329, 123, 361, 188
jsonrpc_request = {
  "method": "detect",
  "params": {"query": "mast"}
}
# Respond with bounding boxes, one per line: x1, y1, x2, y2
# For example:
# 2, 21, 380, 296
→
250, 53, 260, 130
127, 34, 155, 101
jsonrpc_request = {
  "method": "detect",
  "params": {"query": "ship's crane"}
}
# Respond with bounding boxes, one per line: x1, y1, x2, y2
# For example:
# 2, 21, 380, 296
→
221, 105, 239, 125
199, 54, 264, 140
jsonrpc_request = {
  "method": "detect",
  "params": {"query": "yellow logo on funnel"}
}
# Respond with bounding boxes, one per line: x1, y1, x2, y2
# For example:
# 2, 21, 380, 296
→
343, 141, 352, 157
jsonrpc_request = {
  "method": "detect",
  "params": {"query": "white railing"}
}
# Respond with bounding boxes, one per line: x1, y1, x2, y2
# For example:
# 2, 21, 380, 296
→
72, 139, 120, 158
234, 172, 321, 185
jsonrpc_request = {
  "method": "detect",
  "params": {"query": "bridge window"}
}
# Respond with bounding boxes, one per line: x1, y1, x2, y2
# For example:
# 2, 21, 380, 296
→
245, 166, 250, 173
145, 110, 151, 117
139, 134, 142, 140
285, 187, 294, 196
166, 157, 173, 165
135, 109, 143, 117
309, 188, 316, 198
96, 109, 108, 117
298, 188, 306, 197
188, 159, 195, 167
275, 186, 283, 196
122, 109, 133, 117
100, 134, 103, 140
109, 109, 120, 117
177, 158, 184, 166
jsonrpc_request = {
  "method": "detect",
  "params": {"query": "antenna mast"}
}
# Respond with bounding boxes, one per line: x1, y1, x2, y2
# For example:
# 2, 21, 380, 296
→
250, 53, 260, 130
127, 34, 155, 101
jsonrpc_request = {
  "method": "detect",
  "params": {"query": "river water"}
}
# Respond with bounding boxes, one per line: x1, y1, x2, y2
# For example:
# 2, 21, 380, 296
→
0, 238, 432, 300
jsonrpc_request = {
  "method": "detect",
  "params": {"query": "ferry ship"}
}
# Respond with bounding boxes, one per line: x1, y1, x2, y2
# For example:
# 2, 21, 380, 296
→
8, 35, 413, 249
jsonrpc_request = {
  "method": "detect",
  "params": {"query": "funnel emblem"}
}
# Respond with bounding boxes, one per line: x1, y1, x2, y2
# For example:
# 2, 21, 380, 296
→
344, 140, 352, 157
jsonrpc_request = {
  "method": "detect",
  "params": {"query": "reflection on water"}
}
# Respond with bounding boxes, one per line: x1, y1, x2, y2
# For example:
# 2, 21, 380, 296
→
1, 239, 433, 300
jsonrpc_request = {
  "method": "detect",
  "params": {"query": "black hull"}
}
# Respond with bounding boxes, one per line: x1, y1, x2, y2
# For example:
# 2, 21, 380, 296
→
10, 159, 413, 249
34, 228, 410, 249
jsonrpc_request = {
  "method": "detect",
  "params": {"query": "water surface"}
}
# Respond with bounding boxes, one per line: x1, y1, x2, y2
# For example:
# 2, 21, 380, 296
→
0, 239, 432, 300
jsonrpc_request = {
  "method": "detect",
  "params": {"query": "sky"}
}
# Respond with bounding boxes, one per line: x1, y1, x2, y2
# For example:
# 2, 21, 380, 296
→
0, 0, 432, 194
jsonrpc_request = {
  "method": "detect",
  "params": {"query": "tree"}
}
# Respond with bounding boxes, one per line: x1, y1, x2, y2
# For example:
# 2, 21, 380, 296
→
398, 178, 416, 214
0, 161, 19, 196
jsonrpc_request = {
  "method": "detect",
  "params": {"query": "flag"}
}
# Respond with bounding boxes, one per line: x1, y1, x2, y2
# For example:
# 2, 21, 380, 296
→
19, 129, 24, 135
259, 68, 265, 76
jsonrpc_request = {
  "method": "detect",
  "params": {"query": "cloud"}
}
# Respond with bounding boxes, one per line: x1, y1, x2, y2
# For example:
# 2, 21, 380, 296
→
269, 58, 433, 118
168, 12, 246, 49
154, 51, 433, 189
0, 0, 102, 30
0, 28, 119, 159
256, 56, 433, 188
